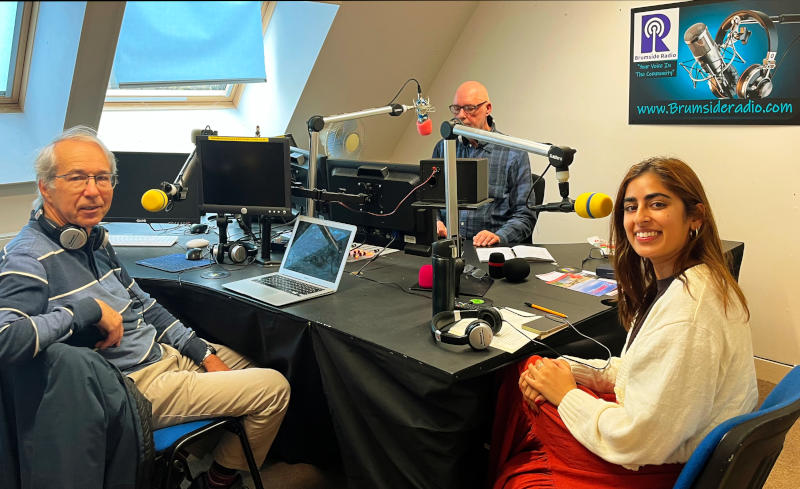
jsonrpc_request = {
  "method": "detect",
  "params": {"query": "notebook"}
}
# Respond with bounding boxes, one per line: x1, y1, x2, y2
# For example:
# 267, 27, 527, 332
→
475, 245, 555, 263
222, 216, 357, 306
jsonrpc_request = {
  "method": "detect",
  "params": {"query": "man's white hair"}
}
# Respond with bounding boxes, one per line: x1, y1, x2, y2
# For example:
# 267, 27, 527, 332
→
32, 126, 117, 209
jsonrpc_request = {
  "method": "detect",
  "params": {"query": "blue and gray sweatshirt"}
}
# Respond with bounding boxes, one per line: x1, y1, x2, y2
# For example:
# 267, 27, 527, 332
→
0, 217, 208, 372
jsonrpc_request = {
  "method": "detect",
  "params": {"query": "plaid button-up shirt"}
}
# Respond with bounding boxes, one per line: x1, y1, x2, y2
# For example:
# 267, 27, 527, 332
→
432, 117, 535, 243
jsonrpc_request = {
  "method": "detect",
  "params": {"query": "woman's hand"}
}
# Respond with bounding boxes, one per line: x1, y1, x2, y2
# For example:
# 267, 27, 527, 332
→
519, 369, 545, 413
527, 358, 577, 407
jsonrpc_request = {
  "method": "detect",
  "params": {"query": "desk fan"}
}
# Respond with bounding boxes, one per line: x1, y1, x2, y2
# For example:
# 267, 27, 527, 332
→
320, 119, 365, 159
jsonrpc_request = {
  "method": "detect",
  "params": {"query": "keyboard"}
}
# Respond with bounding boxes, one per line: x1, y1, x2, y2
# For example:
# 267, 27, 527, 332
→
109, 235, 179, 247
255, 274, 324, 297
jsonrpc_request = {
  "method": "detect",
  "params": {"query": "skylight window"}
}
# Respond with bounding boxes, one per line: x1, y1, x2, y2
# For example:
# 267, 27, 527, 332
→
105, 1, 267, 107
0, 1, 35, 109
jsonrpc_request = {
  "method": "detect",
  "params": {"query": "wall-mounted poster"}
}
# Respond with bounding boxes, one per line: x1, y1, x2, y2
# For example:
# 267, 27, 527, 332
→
629, 0, 800, 124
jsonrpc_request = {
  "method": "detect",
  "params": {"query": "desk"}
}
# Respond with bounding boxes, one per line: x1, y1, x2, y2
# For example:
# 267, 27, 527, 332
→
113, 229, 743, 489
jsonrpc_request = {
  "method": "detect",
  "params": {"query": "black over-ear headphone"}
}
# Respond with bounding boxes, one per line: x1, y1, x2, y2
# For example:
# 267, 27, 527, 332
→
212, 241, 258, 264
35, 208, 109, 251
431, 307, 503, 351
714, 10, 778, 99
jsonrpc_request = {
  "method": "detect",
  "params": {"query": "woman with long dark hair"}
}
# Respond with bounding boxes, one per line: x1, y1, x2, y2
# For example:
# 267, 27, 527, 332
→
490, 157, 757, 489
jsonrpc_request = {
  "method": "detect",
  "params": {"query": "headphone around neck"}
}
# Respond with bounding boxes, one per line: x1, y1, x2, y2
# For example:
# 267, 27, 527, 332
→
431, 307, 503, 351
35, 208, 108, 251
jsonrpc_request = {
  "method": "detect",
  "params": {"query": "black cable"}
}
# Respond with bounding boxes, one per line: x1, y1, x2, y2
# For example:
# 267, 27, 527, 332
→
526, 163, 552, 210
387, 78, 421, 105
498, 307, 612, 370
352, 234, 396, 275
352, 273, 432, 299
330, 167, 438, 217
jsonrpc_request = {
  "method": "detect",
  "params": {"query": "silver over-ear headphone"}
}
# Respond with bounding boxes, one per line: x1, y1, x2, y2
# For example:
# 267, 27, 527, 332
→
430, 307, 503, 351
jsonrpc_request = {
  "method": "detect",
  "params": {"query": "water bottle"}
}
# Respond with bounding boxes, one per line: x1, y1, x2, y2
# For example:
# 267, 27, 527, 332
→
431, 239, 457, 316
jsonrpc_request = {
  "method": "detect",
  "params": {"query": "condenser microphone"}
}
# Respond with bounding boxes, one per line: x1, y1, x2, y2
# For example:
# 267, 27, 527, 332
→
414, 88, 434, 136
488, 252, 505, 279
532, 192, 612, 219
684, 23, 738, 98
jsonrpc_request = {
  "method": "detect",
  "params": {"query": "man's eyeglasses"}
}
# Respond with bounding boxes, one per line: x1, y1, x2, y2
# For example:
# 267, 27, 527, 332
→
54, 172, 118, 190
448, 101, 487, 115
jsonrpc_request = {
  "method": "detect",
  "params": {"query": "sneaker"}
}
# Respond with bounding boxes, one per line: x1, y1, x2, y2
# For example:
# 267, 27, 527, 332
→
188, 471, 243, 489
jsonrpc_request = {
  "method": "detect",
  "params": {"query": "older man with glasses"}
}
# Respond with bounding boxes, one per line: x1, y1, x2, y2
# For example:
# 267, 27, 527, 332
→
0, 126, 289, 489
432, 80, 536, 247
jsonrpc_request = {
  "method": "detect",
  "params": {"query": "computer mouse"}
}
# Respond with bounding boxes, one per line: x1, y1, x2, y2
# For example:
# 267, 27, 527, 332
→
190, 223, 208, 234
186, 238, 210, 249
185, 248, 203, 260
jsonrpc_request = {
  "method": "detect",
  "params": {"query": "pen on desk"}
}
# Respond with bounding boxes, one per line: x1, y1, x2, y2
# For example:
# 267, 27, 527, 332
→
524, 302, 568, 318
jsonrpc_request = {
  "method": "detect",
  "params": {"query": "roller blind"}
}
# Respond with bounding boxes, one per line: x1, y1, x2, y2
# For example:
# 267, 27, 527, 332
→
112, 1, 266, 87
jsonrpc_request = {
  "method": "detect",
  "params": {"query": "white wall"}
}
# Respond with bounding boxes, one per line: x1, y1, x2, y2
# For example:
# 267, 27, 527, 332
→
0, 2, 85, 184
391, 1, 800, 365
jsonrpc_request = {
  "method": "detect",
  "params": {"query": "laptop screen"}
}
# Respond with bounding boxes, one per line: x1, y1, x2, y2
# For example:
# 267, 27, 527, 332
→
280, 217, 356, 287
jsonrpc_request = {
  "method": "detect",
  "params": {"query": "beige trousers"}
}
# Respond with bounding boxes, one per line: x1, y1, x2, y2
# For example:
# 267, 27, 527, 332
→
128, 342, 290, 471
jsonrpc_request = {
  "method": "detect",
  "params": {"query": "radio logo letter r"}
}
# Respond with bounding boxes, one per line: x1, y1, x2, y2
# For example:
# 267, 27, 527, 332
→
641, 14, 671, 53
633, 8, 679, 62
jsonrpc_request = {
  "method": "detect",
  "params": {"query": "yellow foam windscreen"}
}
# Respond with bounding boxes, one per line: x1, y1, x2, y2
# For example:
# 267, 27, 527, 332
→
574, 192, 612, 219
141, 189, 169, 212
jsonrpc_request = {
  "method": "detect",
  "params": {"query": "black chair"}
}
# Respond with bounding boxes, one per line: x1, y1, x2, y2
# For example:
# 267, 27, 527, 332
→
672, 365, 800, 489
526, 173, 546, 242
531, 173, 545, 207
153, 417, 265, 489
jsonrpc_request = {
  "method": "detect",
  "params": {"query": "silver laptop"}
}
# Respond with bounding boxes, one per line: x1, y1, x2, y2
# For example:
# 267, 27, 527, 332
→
222, 216, 357, 306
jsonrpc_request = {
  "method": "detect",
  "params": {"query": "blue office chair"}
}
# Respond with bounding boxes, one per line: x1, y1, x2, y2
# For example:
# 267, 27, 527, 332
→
153, 417, 265, 489
673, 365, 800, 489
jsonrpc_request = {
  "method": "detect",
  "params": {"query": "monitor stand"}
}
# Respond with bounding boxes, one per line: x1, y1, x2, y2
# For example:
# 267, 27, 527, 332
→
256, 215, 281, 266
200, 214, 232, 279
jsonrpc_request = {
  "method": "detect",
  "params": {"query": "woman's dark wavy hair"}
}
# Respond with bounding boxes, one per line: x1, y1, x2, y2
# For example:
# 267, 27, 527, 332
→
610, 157, 749, 329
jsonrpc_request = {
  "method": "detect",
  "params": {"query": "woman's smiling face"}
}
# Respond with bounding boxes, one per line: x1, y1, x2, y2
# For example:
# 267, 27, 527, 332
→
622, 172, 702, 279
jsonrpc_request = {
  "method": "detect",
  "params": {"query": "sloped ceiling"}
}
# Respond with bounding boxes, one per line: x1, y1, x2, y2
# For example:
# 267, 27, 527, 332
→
286, 1, 477, 162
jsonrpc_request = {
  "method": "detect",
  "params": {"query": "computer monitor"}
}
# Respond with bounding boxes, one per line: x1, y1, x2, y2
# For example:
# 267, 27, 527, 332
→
196, 136, 292, 218
323, 159, 426, 247
104, 151, 201, 224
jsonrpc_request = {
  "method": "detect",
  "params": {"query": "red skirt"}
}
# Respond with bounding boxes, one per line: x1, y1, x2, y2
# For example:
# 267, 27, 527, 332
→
489, 356, 683, 489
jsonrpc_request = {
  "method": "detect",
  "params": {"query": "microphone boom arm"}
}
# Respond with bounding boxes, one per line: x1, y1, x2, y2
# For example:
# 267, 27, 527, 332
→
163, 150, 197, 200
305, 103, 414, 217
441, 121, 576, 199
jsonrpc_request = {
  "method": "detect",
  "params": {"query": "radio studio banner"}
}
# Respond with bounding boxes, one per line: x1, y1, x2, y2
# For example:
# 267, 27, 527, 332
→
629, 0, 800, 124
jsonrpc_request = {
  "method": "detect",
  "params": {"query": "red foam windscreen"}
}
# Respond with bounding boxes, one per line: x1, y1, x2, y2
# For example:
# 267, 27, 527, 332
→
416, 118, 433, 136
418, 264, 433, 289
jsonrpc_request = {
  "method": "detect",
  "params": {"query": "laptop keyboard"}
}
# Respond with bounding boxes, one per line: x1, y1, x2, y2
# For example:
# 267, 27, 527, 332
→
256, 275, 324, 297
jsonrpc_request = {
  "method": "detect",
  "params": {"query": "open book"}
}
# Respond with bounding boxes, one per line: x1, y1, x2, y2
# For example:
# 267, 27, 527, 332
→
476, 245, 555, 263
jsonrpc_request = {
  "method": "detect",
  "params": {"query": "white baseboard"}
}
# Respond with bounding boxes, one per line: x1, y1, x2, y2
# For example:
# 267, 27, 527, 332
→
755, 357, 795, 384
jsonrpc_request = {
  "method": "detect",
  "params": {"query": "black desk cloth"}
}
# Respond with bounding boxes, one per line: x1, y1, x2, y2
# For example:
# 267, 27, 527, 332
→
124, 242, 631, 489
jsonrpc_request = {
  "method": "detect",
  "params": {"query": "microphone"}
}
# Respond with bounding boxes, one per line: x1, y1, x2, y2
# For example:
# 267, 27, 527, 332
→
141, 188, 170, 212
488, 252, 505, 279
503, 258, 530, 283
414, 87, 435, 136
141, 128, 206, 212
684, 23, 738, 98
532, 192, 612, 219
418, 264, 433, 289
